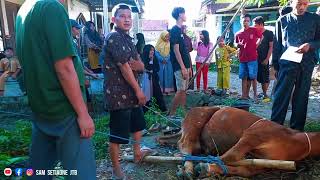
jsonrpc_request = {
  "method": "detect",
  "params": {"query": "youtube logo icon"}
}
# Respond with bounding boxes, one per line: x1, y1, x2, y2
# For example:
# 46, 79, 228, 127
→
4, 168, 12, 176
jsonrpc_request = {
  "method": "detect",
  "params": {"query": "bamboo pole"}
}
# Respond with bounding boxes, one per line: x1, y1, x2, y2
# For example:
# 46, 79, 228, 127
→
123, 155, 296, 171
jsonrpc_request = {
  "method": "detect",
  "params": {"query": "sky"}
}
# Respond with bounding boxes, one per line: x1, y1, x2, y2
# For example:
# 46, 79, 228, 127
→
143, 0, 202, 28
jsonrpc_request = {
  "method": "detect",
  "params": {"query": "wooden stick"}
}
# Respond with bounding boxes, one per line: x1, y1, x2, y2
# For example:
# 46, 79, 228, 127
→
123, 155, 296, 171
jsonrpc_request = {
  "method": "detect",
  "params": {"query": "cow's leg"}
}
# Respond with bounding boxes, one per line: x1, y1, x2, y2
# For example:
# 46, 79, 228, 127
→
196, 133, 264, 177
178, 107, 221, 179
202, 163, 266, 177
220, 133, 261, 163
156, 131, 181, 146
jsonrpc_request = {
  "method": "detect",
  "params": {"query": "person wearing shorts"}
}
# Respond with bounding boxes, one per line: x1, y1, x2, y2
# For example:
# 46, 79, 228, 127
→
235, 14, 262, 100
168, 7, 191, 116
253, 16, 274, 100
174, 68, 190, 91
103, 4, 148, 179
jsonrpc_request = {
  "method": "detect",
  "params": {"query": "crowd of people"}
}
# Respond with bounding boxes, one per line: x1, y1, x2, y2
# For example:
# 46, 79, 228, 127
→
9, 0, 320, 179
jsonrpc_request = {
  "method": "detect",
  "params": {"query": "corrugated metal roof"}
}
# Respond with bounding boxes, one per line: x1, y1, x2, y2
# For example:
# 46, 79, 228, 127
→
80, 0, 144, 13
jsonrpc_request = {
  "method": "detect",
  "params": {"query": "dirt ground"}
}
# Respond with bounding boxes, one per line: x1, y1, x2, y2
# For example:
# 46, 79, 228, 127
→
1, 67, 320, 179
96, 66, 320, 179
96, 87, 320, 180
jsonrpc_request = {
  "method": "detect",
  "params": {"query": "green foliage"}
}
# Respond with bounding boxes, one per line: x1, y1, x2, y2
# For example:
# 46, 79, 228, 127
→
0, 155, 28, 170
186, 29, 196, 41
176, 106, 186, 118
305, 121, 320, 132
0, 120, 31, 170
249, 107, 257, 113
209, 63, 217, 72
221, 98, 238, 106
247, 0, 288, 6
144, 98, 167, 128
231, 56, 240, 66
93, 116, 110, 160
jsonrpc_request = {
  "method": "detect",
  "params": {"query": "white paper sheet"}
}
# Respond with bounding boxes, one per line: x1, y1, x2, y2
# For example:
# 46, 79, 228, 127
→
280, 46, 303, 63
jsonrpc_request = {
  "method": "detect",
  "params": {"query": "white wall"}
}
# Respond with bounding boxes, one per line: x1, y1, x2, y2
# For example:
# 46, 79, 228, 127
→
67, 0, 90, 20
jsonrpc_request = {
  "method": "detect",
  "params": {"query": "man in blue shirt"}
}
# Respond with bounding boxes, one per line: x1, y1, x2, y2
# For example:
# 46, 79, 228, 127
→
271, 0, 320, 131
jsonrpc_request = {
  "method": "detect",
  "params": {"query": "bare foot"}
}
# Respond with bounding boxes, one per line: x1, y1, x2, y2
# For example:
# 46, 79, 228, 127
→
112, 168, 124, 179
207, 163, 224, 175
134, 148, 153, 163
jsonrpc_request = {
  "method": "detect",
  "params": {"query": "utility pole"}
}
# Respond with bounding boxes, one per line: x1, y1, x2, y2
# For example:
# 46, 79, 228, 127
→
103, 0, 109, 36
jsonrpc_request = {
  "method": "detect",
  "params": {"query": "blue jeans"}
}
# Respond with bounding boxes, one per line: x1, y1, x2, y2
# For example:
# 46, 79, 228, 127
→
271, 61, 314, 131
28, 115, 96, 180
239, 60, 258, 80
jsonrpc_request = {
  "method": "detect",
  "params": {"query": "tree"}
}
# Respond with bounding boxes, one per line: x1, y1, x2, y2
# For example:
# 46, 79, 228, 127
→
247, 0, 289, 7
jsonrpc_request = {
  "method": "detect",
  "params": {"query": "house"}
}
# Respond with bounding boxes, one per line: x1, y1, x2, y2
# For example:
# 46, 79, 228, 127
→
0, 0, 145, 51
197, 0, 320, 46
194, 0, 233, 44
140, 19, 168, 45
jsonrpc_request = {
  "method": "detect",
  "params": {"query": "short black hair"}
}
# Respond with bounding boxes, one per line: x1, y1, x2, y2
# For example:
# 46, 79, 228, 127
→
253, 16, 264, 25
109, 22, 114, 30
279, 6, 292, 16
172, 7, 185, 20
113, 4, 131, 17
241, 14, 251, 19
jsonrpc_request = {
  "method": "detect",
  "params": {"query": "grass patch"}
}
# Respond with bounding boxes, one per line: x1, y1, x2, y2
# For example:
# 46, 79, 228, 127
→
305, 121, 320, 132
0, 120, 31, 170
144, 98, 168, 128
221, 98, 238, 106
93, 115, 110, 160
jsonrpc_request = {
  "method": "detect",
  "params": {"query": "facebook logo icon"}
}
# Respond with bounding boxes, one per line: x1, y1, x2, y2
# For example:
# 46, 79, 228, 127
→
15, 168, 23, 176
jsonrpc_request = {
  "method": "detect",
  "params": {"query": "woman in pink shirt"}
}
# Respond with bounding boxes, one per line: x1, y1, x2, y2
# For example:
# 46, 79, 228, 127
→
194, 30, 213, 91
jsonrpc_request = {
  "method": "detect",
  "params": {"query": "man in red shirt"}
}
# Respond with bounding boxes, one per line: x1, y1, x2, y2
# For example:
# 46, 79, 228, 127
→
235, 14, 262, 100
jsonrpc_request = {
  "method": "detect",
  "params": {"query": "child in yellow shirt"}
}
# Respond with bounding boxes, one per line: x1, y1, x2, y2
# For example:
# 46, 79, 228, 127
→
215, 37, 237, 93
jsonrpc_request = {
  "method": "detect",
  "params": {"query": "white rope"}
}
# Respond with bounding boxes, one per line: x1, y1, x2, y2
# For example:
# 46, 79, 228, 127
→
248, 118, 266, 129
304, 132, 312, 156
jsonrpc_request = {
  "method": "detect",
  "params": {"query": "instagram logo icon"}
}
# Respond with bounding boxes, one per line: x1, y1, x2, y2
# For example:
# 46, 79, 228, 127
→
26, 169, 34, 176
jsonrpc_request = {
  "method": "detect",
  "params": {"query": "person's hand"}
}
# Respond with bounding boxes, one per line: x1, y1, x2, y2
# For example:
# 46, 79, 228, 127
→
262, 59, 268, 65
237, 39, 244, 48
189, 69, 193, 77
77, 113, 95, 138
129, 60, 144, 72
91, 74, 99, 79
88, 69, 94, 74
181, 67, 188, 80
296, 43, 310, 54
135, 90, 147, 106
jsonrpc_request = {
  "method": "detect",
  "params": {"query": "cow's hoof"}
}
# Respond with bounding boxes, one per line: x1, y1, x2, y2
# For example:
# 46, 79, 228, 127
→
176, 165, 185, 180
195, 163, 210, 178
184, 171, 193, 180
176, 165, 193, 180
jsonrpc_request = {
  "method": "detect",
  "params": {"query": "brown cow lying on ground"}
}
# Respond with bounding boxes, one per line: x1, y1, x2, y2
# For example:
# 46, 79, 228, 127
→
157, 106, 320, 178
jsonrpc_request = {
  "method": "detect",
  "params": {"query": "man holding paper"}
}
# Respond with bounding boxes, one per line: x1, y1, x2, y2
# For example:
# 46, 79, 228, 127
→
271, 0, 320, 131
